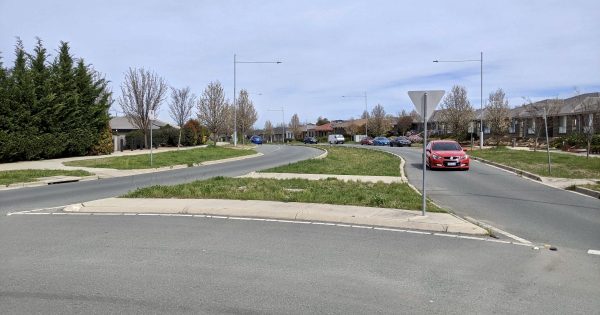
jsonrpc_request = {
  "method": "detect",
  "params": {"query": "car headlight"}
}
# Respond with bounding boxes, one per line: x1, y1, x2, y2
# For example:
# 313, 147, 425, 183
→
432, 154, 441, 159
460, 155, 469, 160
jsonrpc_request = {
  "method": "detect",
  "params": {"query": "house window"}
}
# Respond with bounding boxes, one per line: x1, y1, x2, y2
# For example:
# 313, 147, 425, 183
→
527, 118, 535, 134
559, 116, 566, 134
508, 119, 516, 134
572, 117, 578, 132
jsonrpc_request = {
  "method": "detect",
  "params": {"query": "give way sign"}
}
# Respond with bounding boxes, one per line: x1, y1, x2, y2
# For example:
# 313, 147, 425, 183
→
408, 90, 445, 120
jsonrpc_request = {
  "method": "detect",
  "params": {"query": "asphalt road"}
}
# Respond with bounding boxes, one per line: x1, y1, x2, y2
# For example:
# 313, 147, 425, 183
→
0, 145, 322, 214
369, 145, 600, 252
1, 214, 599, 314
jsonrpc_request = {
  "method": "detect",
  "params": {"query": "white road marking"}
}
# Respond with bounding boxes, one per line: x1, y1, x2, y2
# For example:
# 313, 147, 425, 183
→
464, 216, 532, 245
434, 233, 458, 238
374, 227, 406, 232
588, 249, 600, 256
6, 210, 537, 248
351, 225, 373, 229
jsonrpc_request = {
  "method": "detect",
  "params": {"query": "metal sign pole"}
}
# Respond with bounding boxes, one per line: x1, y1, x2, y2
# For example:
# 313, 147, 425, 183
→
422, 92, 428, 216
544, 108, 551, 175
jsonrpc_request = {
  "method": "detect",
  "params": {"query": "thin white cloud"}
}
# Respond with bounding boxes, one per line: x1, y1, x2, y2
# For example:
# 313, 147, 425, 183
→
1, 0, 598, 127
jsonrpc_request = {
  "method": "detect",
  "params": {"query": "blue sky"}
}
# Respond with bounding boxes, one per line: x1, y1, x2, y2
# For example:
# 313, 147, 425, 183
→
1, 0, 599, 128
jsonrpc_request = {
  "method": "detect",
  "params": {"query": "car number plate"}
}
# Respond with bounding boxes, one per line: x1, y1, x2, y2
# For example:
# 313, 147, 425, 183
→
447, 162, 457, 166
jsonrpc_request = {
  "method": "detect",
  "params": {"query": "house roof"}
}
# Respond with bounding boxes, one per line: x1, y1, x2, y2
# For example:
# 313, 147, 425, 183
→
315, 123, 334, 132
110, 117, 174, 130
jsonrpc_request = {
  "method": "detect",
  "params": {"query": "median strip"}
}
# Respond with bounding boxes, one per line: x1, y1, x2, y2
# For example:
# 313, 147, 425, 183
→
62, 197, 487, 235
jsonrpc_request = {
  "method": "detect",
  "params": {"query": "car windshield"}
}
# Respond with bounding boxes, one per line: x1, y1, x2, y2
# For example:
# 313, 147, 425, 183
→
432, 142, 462, 151
375, 137, 386, 140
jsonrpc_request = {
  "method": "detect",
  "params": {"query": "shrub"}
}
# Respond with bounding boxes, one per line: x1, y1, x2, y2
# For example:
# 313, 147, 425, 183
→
89, 124, 114, 155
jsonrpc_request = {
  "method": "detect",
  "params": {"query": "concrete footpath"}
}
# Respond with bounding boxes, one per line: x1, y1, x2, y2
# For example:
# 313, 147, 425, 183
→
64, 198, 488, 235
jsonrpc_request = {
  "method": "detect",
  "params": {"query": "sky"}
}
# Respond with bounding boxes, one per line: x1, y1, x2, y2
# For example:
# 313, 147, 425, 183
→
1, 0, 599, 128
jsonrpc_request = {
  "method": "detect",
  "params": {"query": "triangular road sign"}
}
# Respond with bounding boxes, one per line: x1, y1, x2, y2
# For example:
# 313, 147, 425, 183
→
408, 90, 445, 120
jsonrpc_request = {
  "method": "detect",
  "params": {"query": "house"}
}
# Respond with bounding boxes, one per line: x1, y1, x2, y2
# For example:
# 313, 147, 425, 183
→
507, 93, 600, 138
414, 92, 600, 140
109, 116, 175, 151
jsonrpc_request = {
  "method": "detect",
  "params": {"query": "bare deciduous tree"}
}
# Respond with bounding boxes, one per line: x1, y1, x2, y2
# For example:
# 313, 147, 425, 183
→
361, 110, 369, 120
574, 88, 600, 158
396, 115, 413, 136
168, 86, 196, 148
523, 96, 561, 151
264, 120, 274, 143
440, 85, 475, 140
369, 104, 392, 136
346, 118, 360, 137
485, 88, 510, 146
236, 90, 258, 144
197, 81, 228, 145
119, 68, 168, 148
289, 113, 302, 140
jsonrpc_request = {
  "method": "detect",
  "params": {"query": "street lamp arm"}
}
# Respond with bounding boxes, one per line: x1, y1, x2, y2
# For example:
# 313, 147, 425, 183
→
235, 61, 283, 64
433, 59, 480, 63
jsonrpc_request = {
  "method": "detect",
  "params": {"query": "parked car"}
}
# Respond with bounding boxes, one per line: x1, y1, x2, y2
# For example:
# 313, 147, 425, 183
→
390, 136, 411, 147
328, 134, 345, 144
425, 140, 469, 170
250, 135, 263, 145
360, 137, 373, 145
303, 136, 318, 144
373, 136, 390, 146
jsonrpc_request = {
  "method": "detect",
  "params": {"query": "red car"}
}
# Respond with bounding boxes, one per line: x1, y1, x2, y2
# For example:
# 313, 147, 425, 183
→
360, 137, 373, 145
426, 140, 470, 170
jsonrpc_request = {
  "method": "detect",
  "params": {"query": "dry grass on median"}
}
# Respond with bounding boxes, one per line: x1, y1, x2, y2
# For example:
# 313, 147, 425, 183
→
262, 146, 401, 176
123, 176, 443, 212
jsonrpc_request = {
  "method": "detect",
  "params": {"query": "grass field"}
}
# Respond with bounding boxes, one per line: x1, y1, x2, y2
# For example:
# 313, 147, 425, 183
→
0, 169, 93, 186
124, 176, 442, 212
469, 147, 600, 179
63, 147, 256, 170
262, 146, 400, 176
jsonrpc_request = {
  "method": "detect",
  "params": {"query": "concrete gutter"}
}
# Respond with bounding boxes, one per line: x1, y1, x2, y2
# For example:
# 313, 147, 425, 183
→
573, 186, 600, 199
470, 156, 543, 181
64, 198, 488, 235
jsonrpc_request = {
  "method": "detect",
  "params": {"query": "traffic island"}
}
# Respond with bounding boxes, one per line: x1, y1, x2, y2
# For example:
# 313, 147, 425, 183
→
64, 198, 488, 235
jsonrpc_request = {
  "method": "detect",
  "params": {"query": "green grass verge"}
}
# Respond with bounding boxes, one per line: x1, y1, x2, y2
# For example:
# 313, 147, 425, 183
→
469, 147, 600, 179
123, 176, 442, 212
63, 147, 256, 170
0, 169, 93, 186
262, 146, 400, 176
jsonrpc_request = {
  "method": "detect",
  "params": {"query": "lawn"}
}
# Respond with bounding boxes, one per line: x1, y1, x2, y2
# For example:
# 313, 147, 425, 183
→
469, 147, 600, 179
124, 176, 442, 212
63, 147, 256, 170
0, 169, 93, 186
262, 146, 400, 176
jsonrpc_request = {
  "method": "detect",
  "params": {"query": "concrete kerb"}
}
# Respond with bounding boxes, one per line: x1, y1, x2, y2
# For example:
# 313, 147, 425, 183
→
63, 198, 488, 235
470, 156, 543, 181
574, 186, 600, 199
471, 156, 600, 199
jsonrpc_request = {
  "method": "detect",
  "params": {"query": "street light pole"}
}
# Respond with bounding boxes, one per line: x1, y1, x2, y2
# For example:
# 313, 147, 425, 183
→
433, 51, 484, 148
341, 92, 368, 138
233, 54, 282, 147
